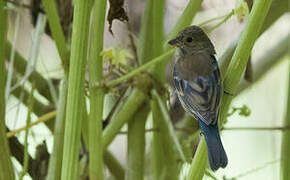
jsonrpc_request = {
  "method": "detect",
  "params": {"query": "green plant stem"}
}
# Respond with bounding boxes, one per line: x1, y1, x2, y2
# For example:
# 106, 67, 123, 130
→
280, 56, 290, 179
126, 105, 149, 180
151, 0, 165, 82
47, 80, 68, 180
219, 0, 288, 78
151, 98, 179, 180
208, 10, 234, 33
106, 49, 174, 87
42, 0, 69, 73
187, 137, 207, 180
187, 0, 273, 179
20, 85, 34, 180
150, 99, 165, 180
88, 0, 107, 179
104, 150, 125, 180
103, 88, 146, 148
152, 90, 186, 162
0, 1, 15, 179
137, 0, 153, 65
223, 126, 290, 131
237, 33, 290, 93
61, 0, 93, 179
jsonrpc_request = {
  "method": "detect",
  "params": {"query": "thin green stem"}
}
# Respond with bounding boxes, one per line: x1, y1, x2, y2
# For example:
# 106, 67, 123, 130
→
0, 0, 16, 178
150, 99, 165, 180
88, 0, 107, 179
223, 126, 290, 131
152, 90, 186, 162
106, 49, 174, 87
280, 56, 290, 179
42, 0, 69, 73
20, 86, 34, 180
126, 106, 149, 180
219, 0, 288, 79
5, 41, 55, 105
47, 80, 68, 180
208, 10, 234, 34
61, 0, 93, 179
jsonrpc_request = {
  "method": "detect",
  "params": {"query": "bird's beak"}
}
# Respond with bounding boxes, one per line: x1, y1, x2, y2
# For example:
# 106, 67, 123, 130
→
168, 37, 182, 46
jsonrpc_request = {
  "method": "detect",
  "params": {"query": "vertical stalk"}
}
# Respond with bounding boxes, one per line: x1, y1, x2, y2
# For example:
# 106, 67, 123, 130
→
126, 105, 149, 180
280, 59, 290, 179
20, 86, 34, 180
137, 0, 153, 65
187, 0, 273, 179
186, 137, 207, 180
150, 99, 165, 180
104, 150, 125, 180
0, 0, 15, 179
47, 80, 68, 180
151, 0, 165, 82
88, 0, 107, 179
61, 0, 93, 179
42, 0, 69, 73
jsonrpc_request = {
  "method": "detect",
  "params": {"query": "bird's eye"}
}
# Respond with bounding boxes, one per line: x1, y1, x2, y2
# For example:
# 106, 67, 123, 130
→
186, 37, 193, 43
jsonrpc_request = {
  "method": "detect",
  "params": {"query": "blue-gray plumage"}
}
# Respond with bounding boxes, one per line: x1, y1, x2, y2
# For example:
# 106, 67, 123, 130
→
169, 25, 227, 171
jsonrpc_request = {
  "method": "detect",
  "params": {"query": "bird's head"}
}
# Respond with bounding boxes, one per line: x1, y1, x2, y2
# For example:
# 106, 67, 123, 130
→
168, 26, 215, 55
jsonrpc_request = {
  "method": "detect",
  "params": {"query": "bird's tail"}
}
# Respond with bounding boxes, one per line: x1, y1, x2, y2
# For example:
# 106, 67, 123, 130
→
198, 120, 228, 171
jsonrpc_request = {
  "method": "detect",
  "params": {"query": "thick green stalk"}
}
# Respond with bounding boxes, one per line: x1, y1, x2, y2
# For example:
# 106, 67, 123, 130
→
61, 0, 93, 179
104, 150, 125, 180
0, 0, 15, 179
42, 0, 69, 73
88, 0, 107, 179
187, 0, 273, 179
150, 99, 165, 180
103, 88, 146, 148
151, 0, 165, 82
137, 0, 153, 65
47, 80, 68, 180
219, 0, 288, 78
238, 33, 290, 93
280, 57, 290, 179
151, 97, 179, 180
186, 137, 207, 180
126, 106, 149, 180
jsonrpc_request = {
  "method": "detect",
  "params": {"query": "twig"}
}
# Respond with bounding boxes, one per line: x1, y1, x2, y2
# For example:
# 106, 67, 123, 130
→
225, 159, 280, 180
105, 49, 174, 87
7, 111, 56, 138
222, 126, 290, 131
118, 128, 159, 135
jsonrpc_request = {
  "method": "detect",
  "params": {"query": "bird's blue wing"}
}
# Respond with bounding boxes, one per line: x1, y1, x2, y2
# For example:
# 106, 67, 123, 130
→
173, 56, 223, 125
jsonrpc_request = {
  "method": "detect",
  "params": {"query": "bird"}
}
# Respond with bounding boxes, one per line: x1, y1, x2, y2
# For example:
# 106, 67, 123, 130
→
168, 25, 228, 171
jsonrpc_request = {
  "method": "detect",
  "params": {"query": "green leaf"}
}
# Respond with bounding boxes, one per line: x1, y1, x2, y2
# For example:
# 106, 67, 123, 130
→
101, 47, 133, 66
234, 0, 249, 21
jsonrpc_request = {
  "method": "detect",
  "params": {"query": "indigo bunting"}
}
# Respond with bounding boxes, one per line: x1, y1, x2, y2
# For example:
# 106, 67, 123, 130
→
168, 25, 228, 171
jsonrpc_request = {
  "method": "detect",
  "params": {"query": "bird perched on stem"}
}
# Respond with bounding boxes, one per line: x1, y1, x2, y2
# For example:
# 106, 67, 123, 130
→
168, 25, 227, 171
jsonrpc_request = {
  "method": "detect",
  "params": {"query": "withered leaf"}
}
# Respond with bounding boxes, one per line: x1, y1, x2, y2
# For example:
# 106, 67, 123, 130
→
107, 0, 129, 35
